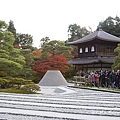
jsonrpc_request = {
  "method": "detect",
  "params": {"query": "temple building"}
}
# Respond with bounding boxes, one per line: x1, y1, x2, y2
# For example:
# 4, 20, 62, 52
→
67, 28, 120, 72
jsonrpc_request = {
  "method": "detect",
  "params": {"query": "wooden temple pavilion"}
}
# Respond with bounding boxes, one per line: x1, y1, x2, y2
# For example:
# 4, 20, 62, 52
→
67, 28, 120, 72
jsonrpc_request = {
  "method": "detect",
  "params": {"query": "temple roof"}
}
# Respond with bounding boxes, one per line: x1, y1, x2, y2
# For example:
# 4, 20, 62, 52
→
67, 29, 120, 45
68, 58, 114, 65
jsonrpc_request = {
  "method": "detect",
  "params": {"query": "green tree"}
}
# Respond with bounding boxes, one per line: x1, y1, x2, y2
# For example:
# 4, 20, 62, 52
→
16, 33, 33, 48
0, 20, 7, 31
67, 23, 92, 42
8, 20, 16, 38
99, 16, 120, 37
40, 37, 50, 47
7, 20, 18, 47
112, 44, 120, 69
0, 20, 25, 76
20, 49, 35, 79
14, 32, 35, 79
40, 40, 73, 60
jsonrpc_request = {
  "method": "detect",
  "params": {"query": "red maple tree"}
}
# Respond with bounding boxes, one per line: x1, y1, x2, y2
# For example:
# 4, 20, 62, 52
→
33, 54, 69, 77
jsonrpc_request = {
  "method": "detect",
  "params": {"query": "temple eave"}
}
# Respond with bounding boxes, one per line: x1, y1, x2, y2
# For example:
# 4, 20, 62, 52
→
68, 58, 114, 65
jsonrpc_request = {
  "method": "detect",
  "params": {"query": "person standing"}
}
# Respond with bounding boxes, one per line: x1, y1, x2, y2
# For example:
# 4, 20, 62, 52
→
94, 71, 100, 87
109, 70, 116, 88
90, 71, 96, 86
99, 70, 105, 87
104, 70, 110, 88
116, 70, 120, 89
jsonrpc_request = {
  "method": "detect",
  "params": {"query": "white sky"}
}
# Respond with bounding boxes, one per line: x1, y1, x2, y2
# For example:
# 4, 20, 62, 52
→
1, 0, 120, 48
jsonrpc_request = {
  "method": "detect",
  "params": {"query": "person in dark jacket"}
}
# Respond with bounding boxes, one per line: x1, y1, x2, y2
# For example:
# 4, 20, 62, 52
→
99, 70, 105, 87
116, 70, 120, 89
104, 70, 110, 87
109, 70, 116, 88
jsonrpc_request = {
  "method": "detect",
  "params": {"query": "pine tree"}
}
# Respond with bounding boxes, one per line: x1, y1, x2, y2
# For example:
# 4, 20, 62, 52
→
0, 20, 25, 77
8, 20, 16, 37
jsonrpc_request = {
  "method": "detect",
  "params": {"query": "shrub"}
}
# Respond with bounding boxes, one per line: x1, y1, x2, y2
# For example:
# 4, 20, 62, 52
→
8, 78, 34, 89
0, 71, 7, 77
32, 77, 41, 84
21, 84, 40, 93
9, 78, 26, 89
0, 78, 9, 89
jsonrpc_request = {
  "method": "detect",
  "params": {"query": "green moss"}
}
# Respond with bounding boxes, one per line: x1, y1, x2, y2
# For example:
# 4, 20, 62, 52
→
0, 88, 40, 94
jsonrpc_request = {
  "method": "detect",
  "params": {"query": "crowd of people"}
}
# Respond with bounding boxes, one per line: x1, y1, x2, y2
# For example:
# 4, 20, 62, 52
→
80, 69, 120, 89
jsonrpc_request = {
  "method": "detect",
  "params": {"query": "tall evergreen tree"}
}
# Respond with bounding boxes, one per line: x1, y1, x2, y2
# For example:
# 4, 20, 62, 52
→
16, 33, 33, 49
20, 49, 35, 79
8, 20, 16, 37
99, 16, 120, 37
40, 37, 50, 48
0, 20, 25, 77
67, 23, 92, 42
7, 20, 18, 47
16, 33, 35, 79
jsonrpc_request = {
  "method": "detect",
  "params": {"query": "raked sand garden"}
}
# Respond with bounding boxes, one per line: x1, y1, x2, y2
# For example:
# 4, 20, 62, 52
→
0, 86, 120, 120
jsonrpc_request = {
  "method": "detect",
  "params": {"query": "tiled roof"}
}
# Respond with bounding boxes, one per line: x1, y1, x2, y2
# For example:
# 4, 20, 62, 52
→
68, 57, 114, 65
67, 29, 120, 45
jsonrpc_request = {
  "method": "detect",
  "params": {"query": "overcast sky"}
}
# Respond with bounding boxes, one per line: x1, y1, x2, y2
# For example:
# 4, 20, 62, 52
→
1, 0, 120, 48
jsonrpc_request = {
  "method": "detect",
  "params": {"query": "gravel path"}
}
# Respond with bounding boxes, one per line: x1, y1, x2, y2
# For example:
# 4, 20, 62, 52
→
0, 87, 120, 120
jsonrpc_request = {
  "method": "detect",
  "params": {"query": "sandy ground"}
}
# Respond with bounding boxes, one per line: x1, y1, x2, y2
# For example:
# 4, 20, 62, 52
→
0, 86, 120, 120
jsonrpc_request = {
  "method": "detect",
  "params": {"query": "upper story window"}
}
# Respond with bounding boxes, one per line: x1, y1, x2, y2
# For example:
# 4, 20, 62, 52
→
85, 47, 88, 52
91, 46, 95, 52
79, 48, 82, 53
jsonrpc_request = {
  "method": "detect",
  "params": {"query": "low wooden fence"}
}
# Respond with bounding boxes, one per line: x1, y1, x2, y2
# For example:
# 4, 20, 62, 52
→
72, 76, 92, 87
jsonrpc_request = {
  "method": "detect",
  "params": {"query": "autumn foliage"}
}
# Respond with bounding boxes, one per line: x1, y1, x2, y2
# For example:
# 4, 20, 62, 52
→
33, 54, 69, 77
32, 49, 41, 58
